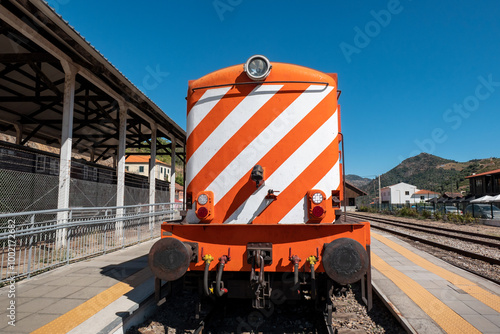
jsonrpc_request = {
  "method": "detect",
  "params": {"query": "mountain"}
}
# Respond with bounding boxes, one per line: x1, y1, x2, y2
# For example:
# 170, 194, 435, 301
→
354, 153, 500, 202
345, 174, 372, 189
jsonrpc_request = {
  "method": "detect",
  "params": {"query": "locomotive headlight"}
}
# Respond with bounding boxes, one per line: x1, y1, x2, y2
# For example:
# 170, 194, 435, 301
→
307, 190, 327, 221
196, 191, 214, 222
312, 192, 324, 204
244, 55, 271, 81
198, 193, 209, 205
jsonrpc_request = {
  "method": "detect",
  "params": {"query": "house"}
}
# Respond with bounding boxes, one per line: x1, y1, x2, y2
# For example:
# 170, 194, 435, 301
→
175, 183, 184, 202
411, 189, 440, 203
466, 168, 500, 197
380, 182, 418, 205
343, 182, 367, 209
125, 155, 171, 182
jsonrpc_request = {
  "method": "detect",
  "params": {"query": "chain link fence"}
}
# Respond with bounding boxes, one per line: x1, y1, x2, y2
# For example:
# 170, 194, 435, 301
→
0, 142, 170, 213
0, 203, 181, 284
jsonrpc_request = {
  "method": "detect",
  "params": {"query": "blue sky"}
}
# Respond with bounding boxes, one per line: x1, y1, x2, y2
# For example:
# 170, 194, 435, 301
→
48, 0, 500, 178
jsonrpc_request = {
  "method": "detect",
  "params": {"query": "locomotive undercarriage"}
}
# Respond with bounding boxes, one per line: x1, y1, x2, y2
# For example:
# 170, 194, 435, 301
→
150, 223, 372, 311
154, 269, 370, 332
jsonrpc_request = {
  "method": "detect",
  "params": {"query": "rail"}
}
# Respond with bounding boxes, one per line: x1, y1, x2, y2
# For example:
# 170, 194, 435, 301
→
0, 202, 182, 283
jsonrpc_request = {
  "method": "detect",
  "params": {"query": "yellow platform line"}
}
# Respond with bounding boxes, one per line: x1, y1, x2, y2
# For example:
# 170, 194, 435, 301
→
31, 267, 152, 334
372, 253, 480, 334
372, 232, 500, 313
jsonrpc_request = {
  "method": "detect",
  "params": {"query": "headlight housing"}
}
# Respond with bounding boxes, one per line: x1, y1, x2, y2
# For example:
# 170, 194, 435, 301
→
244, 55, 271, 81
312, 192, 324, 204
198, 193, 209, 205
307, 189, 327, 221
196, 191, 214, 222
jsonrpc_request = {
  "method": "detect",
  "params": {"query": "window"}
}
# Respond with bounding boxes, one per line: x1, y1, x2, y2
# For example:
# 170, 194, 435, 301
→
83, 165, 89, 179
125, 166, 129, 171
36, 155, 46, 172
93, 168, 98, 181
49, 159, 59, 175
139, 166, 144, 173
420, 196, 425, 200
405, 191, 410, 195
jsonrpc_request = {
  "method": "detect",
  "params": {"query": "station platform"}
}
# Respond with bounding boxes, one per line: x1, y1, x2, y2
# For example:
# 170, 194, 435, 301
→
1, 232, 499, 333
371, 231, 500, 333
0, 239, 158, 334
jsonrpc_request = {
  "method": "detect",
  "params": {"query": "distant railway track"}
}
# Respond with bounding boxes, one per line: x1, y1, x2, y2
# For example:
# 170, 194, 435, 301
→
347, 212, 500, 284
349, 212, 500, 243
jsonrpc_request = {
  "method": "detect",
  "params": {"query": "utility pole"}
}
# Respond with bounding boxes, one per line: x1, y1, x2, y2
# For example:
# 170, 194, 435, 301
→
378, 175, 382, 210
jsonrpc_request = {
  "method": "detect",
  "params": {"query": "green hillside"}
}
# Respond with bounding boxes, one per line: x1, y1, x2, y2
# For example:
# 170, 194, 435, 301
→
357, 153, 500, 202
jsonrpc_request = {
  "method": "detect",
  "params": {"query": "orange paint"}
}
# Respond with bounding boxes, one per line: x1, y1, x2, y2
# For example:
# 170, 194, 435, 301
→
160, 222, 370, 272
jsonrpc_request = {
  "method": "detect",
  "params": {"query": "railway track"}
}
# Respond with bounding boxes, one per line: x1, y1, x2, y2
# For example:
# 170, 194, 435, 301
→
349, 212, 500, 244
348, 212, 500, 284
129, 280, 404, 333
186, 298, 339, 333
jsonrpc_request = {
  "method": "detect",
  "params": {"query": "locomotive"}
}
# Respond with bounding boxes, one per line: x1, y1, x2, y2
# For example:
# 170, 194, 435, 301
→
149, 55, 371, 313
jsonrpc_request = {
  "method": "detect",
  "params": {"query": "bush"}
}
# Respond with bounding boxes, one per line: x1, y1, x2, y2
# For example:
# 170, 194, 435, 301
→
447, 213, 464, 224
398, 207, 419, 218
420, 210, 432, 219
463, 213, 476, 224
358, 206, 378, 213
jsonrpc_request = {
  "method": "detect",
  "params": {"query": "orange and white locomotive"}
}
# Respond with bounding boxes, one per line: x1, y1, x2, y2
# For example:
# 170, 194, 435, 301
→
149, 55, 371, 310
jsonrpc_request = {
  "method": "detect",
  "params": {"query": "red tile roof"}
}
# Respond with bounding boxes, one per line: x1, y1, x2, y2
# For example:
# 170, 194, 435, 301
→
125, 155, 170, 166
465, 168, 500, 179
414, 189, 440, 195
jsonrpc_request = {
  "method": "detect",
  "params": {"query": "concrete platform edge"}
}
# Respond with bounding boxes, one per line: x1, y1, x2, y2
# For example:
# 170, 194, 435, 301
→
69, 276, 158, 334
372, 280, 417, 334
106, 294, 158, 334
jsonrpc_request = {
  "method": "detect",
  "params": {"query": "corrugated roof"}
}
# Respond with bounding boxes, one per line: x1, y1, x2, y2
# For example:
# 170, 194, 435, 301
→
25, 0, 185, 143
38, 0, 158, 105
465, 168, 500, 179
345, 182, 367, 196
443, 192, 463, 198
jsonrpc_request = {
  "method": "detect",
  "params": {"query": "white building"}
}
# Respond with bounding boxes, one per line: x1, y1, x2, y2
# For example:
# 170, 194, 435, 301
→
125, 155, 171, 182
381, 182, 418, 205
411, 189, 440, 203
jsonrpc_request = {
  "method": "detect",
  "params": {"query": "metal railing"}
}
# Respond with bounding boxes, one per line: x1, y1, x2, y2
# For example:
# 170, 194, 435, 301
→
0, 202, 182, 284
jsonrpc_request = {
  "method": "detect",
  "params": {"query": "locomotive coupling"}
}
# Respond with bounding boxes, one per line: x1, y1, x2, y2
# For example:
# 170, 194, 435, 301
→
289, 253, 301, 286
322, 238, 369, 285
148, 238, 198, 282
216, 255, 230, 297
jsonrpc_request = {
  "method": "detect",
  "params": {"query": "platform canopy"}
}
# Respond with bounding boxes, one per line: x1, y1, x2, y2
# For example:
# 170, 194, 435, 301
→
0, 0, 185, 163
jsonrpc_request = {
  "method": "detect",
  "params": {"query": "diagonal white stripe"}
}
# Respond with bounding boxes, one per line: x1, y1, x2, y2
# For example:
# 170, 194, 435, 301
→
186, 84, 283, 187
224, 111, 338, 224
186, 87, 232, 138
207, 85, 334, 205
277, 160, 341, 224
